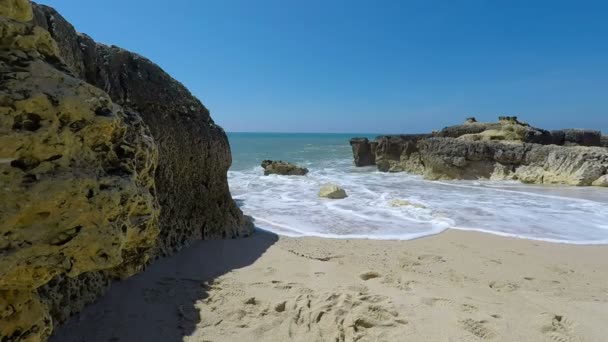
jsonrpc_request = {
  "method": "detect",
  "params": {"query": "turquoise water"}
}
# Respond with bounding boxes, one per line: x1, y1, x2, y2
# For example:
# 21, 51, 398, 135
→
227, 133, 608, 244
228, 133, 375, 171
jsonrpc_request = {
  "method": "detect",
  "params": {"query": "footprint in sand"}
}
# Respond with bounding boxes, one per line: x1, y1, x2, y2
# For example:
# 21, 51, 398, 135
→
459, 318, 497, 340
540, 314, 581, 342
359, 271, 381, 281
421, 297, 455, 307
488, 280, 519, 292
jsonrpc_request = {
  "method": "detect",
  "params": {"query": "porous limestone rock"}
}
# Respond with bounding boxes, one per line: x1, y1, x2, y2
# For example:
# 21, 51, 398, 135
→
2, 1, 253, 340
0, 290, 52, 342
0, 1, 159, 340
592, 175, 608, 187
318, 184, 348, 199
457, 117, 552, 145
362, 136, 608, 186
31, 3, 253, 257
351, 117, 608, 186
559, 129, 602, 146
261, 160, 309, 176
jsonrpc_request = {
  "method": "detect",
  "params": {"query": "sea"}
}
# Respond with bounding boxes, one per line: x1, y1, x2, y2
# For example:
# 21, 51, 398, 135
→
227, 132, 608, 244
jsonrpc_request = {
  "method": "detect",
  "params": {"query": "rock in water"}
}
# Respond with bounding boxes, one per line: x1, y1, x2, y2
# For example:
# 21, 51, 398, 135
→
388, 199, 426, 209
349, 138, 376, 166
261, 160, 309, 176
351, 116, 608, 186
319, 184, 348, 199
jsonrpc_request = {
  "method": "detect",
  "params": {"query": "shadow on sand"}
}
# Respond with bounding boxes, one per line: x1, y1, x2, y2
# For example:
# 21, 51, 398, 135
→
50, 229, 278, 342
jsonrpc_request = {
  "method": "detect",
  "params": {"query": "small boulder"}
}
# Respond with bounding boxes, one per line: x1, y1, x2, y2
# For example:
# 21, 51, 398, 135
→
261, 160, 309, 176
592, 175, 608, 187
388, 199, 426, 209
318, 184, 347, 199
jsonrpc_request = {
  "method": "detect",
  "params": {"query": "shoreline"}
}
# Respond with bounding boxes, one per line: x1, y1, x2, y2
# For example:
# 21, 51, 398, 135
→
51, 229, 608, 342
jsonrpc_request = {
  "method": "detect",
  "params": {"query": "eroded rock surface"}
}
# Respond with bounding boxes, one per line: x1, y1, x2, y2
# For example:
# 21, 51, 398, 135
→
1, 1, 252, 340
0, 1, 159, 340
349, 138, 376, 166
261, 160, 309, 176
351, 117, 608, 186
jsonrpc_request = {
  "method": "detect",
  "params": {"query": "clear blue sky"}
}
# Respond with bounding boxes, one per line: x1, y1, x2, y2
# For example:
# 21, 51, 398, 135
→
40, 0, 608, 133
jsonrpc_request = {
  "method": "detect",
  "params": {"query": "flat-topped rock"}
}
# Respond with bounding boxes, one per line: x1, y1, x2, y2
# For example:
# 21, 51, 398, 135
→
350, 116, 608, 186
261, 160, 309, 176
555, 129, 602, 146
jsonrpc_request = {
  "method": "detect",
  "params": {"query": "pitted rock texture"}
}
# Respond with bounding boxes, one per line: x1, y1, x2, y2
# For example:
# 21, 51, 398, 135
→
0, 1, 160, 340
31, 3, 253, 257
261, 160, 309, 176
2, 0, 252, 340
351, 117, 608, 186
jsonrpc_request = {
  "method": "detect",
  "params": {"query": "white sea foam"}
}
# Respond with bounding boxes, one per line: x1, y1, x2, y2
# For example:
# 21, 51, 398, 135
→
228, 158, 608, 244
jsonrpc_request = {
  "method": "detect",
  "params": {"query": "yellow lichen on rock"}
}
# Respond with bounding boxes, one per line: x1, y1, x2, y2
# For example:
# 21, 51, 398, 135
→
0, 0, 33, 22
0, 290, 51, 342
0, 2, 159, 340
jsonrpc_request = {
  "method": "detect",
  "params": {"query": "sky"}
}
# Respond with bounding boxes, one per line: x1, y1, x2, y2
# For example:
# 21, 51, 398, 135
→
39, 0, 608, 134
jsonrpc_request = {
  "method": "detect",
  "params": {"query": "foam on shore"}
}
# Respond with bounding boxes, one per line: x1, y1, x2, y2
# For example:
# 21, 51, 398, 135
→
228, 157, 608, 244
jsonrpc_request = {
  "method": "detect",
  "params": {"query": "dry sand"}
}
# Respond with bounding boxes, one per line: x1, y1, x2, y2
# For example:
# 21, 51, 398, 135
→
51, 230, 608, 342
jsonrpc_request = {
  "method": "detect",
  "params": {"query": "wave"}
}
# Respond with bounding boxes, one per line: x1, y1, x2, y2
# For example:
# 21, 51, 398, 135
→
228, 160, 608, 244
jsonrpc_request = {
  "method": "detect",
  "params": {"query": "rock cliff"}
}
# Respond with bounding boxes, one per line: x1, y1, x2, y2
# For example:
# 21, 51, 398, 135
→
351, 117, 608, 186
0, 1, 252, 340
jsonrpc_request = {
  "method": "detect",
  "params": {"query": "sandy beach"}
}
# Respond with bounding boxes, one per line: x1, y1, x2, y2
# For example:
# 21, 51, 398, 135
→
51, 229, 608, 342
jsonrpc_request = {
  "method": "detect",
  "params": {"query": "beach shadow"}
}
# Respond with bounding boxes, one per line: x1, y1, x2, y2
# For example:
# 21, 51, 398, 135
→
49, 229, 278, 342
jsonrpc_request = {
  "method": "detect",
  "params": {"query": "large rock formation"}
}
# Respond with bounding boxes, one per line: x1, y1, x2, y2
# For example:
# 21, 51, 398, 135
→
351, 117, 608, 186
1, 1, 252, 340
31, 2, 252, 254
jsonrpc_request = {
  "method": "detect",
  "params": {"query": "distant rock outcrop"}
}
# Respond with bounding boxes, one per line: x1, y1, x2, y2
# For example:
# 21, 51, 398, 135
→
351, 117, 608, 186
1, 1, 252, 340
261, 160, 309, 176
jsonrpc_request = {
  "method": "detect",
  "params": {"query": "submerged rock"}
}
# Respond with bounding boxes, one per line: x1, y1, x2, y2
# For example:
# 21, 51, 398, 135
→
261, 160, 309, 176
318, 184, 348, 199
388, 199, 426, 209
